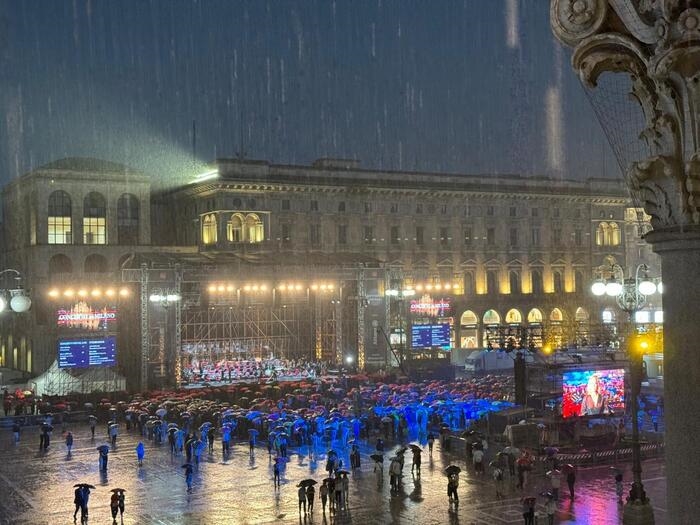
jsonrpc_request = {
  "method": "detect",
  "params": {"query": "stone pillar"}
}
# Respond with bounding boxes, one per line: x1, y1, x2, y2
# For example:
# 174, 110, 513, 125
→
646, 230, 700, 524
551, 1, 700, 522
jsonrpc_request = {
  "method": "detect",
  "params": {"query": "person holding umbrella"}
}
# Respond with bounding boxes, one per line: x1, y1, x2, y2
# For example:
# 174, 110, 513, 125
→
73, 485, 83, 521
371, 453, 384, 475
446, 469, 460, 505
110, 490, 120, 524
73, 484, 94, 523
410, 445, 422, 476
306, 483, 315, 514
427, 432, 435, 456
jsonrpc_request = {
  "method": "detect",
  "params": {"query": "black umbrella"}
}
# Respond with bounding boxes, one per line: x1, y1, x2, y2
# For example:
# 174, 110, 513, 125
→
96, 445, 110, 453
167, 427, 178, 435
297, 479, 318, 488
336, 469, 350, 476
396, 446, 407, 455
73, 483, 96, 489
110, 488, 126, 493
409, 444, 422, 453
370, 454, 384, 463
444, 465, 461, 476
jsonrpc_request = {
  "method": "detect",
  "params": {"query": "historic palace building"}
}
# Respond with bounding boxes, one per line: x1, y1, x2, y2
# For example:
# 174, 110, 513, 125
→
0, 157, 659, 389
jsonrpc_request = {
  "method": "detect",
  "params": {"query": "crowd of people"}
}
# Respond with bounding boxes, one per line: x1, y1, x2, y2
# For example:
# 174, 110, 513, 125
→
2, 370, 643, 523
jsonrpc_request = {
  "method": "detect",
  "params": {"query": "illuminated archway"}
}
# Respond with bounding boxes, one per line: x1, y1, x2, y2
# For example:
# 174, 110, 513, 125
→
527, 308, 543, 324
505, 308, 522, 324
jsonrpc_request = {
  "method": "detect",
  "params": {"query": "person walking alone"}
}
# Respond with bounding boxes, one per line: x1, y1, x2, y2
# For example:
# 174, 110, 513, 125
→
320, 481, 329, 514
65, 431, 74, 455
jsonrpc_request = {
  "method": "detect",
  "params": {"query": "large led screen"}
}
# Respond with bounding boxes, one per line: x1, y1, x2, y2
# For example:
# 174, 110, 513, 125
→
56, 301, 117, 331
561, 368, 625, 418
411, 324, 451, 350
58, 336, 117, 368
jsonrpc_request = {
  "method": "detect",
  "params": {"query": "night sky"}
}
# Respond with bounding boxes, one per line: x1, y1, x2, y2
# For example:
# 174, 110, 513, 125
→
0, 1, 620, 187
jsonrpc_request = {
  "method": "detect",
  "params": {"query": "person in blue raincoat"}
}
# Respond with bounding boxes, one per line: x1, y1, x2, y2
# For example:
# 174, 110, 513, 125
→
136, 442, 145, 466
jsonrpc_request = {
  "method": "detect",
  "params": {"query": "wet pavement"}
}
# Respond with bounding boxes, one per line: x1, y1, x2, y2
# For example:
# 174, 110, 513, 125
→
0, 423, 666, 525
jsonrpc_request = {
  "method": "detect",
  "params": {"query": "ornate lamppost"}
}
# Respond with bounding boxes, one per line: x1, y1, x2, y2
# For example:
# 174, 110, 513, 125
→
0, 269, 32, 313
592, 263, 658, 523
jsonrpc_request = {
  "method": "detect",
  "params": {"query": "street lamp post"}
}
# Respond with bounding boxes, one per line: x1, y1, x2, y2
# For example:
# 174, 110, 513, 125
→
591, 263, 658, 523
0, 269, 32, 313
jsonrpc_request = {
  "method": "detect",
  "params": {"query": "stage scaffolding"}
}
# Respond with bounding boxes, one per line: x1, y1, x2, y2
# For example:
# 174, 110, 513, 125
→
122, 255, 376, 390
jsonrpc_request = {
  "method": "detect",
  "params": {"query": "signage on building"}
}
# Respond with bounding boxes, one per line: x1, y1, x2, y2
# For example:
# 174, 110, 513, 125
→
409, 296, 451, 317
57, 301, 117, 331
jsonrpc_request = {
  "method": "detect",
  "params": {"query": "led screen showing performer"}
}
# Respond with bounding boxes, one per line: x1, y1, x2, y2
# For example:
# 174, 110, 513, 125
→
561, 369, 625, 418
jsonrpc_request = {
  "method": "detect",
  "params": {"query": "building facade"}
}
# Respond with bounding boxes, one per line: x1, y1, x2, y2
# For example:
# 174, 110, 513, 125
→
0, 157, 659, 388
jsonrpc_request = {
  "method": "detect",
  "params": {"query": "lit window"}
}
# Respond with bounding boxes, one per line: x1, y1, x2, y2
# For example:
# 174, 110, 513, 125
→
245, 213, 264, 243
227, 214, 244, 242
83, 192, 106, 245
48, 190, 72, 244
202, 214, 218, 244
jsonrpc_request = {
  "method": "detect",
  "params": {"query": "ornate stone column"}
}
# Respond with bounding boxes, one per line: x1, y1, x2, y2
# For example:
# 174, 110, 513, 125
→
551, 1, 700, 523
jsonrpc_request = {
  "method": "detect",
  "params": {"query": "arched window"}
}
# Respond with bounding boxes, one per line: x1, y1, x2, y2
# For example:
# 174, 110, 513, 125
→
509, 270, 521, 294
574, 270, 584, 293
227, 213, 245, 242
575, 307, 589, 322
596, 222, 609, 246
117, 194, 139, 245
83, 192, 107, 244
527, 308, 543, 324
550, 308, 564, 322
463, 271, 475, 295
460, 310, 479, 326
609, 223, 621, 245
84, 254, 108, 273
486, 270, 499, 294
48, 254, 72, 277
202, 214, 218, 245
48, 191, 72, 244
505, 309, 522, 324
553, 270, 564, 294
245, 213, 264, 243
483, 309, 501, 325
531, 269, 543, 295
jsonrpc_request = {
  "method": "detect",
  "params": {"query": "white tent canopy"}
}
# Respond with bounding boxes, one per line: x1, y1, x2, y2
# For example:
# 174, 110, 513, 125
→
30, 361, 126, 396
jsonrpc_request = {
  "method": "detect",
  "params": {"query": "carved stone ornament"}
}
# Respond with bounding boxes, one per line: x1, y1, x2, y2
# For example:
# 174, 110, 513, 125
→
551, 0, 700, 232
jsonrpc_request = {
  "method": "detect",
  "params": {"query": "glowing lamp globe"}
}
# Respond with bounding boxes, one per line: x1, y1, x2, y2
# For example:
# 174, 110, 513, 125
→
638, 279, 657, 296
10, 294, 31, 313
591, 281, 606, 296
605, 281, 623, 297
